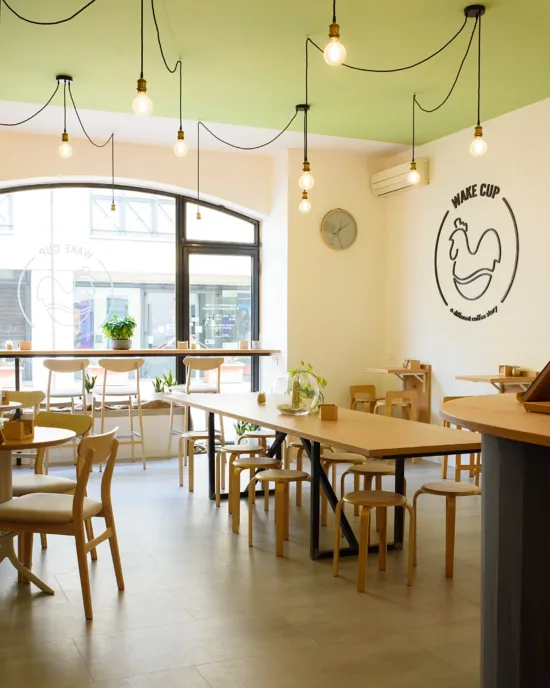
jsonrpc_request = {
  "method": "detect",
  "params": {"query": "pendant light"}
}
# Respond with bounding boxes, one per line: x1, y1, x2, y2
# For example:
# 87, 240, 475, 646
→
408, 95, 420, 184
133, 0, 153, 116
173, 63, 188, 156
324, 0, 346, 66
299, 191, 311, 214
58, 76, 73, 158
468, 5, 487, 156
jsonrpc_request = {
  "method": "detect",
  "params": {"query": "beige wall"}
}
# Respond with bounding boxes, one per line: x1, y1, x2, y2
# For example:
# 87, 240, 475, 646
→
383, 98, 550, 419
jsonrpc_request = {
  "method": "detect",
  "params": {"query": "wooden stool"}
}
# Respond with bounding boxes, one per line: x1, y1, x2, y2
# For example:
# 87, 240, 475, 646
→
252, 469, 309, 557
340, 461, 397, 517
334, 490, 415, 591
231, 456, 282, 534
285, 440, 332, 506
413, 481, 481, 578
178, 430, 223, 490
217, 443, 265, 508
441, 397, 481, 485
320, 452, 366, 525
238, 429, 276, 451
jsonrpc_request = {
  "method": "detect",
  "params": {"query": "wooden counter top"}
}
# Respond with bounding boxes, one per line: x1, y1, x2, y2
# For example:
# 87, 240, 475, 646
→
456, 374, 537, 385
0, 348, 280, 358
366, 367, 428, 375
441, 393, 550, 447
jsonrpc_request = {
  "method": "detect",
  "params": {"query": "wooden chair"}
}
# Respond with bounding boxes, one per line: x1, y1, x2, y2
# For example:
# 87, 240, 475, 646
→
92, 358, 146, 469
441, 396, 481, 485
4, 391, 46, 467
0, 429, 124, 620
374, 389, 419, 421
43, 358, 89, 413
248, 469, 309, 557
319, 452, 367, 525
334, 490, 415, 591
350, 385, 378, 412
413, 481, 481, 578
231, 455, 282, 532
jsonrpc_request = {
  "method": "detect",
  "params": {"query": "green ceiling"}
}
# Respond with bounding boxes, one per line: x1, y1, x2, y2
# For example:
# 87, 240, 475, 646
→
0, 0, 548, 145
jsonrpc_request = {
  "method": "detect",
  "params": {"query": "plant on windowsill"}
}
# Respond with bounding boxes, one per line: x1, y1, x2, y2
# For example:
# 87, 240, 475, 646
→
151, 376, 166, 400
286, 361, 327, 414
162, 370, 177, 390
84, 374, 97, 394
234, 420, 261, 443
101, 315, 137, 350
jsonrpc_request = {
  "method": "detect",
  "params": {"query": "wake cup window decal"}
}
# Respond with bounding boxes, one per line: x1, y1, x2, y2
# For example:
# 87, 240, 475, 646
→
434, 183, 519, 322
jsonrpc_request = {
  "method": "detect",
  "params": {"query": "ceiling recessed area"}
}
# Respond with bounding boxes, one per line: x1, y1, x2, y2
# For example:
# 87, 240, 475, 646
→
0, 0, 548, 146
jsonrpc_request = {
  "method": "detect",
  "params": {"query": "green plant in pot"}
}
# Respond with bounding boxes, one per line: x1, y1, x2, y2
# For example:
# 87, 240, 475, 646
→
234, 420, 261, 438
84, 374, 97, 394
101, 315, 137, 350
287, 361, 327, 413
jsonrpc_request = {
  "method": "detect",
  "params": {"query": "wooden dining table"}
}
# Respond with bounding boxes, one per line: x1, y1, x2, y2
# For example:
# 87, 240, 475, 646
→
0, 426, 76, 593
166, 392, 481, 560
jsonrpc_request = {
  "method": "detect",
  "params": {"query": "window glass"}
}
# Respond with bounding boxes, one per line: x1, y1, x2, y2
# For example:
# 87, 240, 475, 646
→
186, 203, 255, 243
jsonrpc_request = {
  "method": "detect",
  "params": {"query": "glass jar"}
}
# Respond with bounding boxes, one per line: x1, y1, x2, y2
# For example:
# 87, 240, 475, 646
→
287, 371, 321, 413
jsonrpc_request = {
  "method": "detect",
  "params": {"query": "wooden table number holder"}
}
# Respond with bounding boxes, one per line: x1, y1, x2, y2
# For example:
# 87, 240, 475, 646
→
2, 418, 34, 440
319, 404, 338, 420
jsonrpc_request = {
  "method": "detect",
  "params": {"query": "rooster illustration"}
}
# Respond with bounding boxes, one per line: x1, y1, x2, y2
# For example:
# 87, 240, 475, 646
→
448, 218, 502, 301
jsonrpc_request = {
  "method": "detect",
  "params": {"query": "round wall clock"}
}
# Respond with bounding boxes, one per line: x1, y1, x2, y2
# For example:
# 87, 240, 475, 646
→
321, 209, 358, 250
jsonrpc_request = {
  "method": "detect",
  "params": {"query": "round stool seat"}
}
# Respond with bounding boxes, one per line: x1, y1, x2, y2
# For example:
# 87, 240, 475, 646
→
255, 469, 309, 483
233, 457, 281, 469
321, 452, 366, 465
374, 400, 411, 410
348, 462, 395, 475
343, 490, 406, 508
419, 481, 481, 497
243, 429, 276, 438
218, 443, 264, 454
180, 430, 222, 440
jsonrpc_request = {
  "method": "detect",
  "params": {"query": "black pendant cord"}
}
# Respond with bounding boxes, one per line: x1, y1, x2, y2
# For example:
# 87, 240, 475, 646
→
198, 111, 299, 151
0, 0, 97, 25
304, 38, 309, 164
477, 12, 482, 126
63, 81, 68, 133
414, 15, 477, 114
332, 0, 337, 24
139, 0, 144, 79
151, 0, 183, 128
308, 15, 468, 73
67, 83, 113, 148
411, 94, 415, 162
0, 83, 59, 126
197, 121, 200, 211
111, 134, 116, 207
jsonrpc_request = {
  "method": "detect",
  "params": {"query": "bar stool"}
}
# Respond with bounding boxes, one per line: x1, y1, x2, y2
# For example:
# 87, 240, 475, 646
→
217, 442, 265, 508
43, 358, 90, 464
92, 358, 146, 469
350, 385, 378, 412
238, 429, 276, 451
340, 461, 398, 516
231, 455, 282, 531
250, 469, 309, 557
334, 490, 415, 591
168, 356, 224, 460
320, 452, 367, 525
413, 481, 481, 578
441, 396, 481, 485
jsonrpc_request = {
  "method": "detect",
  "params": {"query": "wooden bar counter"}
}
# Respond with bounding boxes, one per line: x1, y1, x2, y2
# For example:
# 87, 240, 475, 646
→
441, 394, 550, 688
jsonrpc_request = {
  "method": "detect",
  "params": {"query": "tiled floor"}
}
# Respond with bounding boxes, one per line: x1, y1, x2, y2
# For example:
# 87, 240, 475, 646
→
0, 457, 481, 687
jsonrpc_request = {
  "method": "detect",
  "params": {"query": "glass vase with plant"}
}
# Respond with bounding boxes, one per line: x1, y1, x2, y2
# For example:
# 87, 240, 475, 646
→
286, 361, 327, 413
101, 315, 137, 350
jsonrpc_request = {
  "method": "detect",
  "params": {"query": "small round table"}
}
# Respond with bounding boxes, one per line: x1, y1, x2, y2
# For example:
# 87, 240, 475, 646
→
0, 426, 76, 594
0, 401, 22, 413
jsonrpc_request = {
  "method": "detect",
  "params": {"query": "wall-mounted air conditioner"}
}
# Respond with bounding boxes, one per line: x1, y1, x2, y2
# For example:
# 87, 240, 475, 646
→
371, 158, 429, 198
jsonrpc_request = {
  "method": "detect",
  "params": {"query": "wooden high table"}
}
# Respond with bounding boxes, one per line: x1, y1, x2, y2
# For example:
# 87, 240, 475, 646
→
365, 365, 432, 422
456, 373, 537, 393
167, 392, 480, 560
441, 394, 550, 688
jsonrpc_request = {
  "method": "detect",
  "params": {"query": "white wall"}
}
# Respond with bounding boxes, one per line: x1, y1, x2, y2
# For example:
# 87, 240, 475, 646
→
383, 98, 550, 419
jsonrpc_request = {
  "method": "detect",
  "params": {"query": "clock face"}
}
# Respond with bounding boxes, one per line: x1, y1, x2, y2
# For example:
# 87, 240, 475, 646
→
321, 209, 358, 250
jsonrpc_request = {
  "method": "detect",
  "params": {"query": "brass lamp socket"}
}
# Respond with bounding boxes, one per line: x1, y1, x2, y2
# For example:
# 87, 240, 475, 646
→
111, 202, 117, 212
474, 124, 483, 138
410, 160, 417, 171
301, 190, 308, 200
302, 161, 311, 172
328, 22, 340, 39
196, 211, 202, 220
136, 77, 148, 94
61, 132, 69, 143
177, 129, 185, 140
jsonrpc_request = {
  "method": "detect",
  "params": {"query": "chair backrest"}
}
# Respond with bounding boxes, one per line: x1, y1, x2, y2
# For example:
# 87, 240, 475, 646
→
35, 411, 93, 437
43, 358, 89, 373
350, 385, 376, 410
98, 358, 144, 373
184, 357, 224, 393
5, 390, 45, 416
74, 429, 119, 522
385, 390, 419, 421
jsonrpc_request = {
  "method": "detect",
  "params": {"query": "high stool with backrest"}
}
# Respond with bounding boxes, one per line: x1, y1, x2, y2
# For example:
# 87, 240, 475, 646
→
231, 455, 282, 530
440, 396, 481, 485
334, 490, 415, 591
92, 358, 146, 469
171, 357, 226, 488
0, 429, 124, 620
350, 385, 379, 412
413, 481, 481, 578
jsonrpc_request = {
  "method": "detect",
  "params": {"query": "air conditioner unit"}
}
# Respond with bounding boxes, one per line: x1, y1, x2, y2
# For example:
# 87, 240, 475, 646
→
371, 158, 429, 198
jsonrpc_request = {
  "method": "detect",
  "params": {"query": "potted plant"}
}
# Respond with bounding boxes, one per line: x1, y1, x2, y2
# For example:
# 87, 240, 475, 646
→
101, 315, 137, 350
151, 376, 166, 400
234, 420, 261, 441
162, 370, 177, 390
84, 373, 97, 394
287, 361, 327, 413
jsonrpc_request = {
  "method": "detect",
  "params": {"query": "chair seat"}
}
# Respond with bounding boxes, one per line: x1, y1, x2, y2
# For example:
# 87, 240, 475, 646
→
343, 490, 406, 508
419, 481, 481, 497
218, 443, 264, 454
321, 452, 366, 465
348, 462, 396, 476
12, 474, 77, 497
374, 400, 411, 409
181, 430, 222, 440
93, 386, 138, 397
0, 493, 102, 524
255, 469, 309, 483
48, 389, 84, 398
233, 457, 282, 469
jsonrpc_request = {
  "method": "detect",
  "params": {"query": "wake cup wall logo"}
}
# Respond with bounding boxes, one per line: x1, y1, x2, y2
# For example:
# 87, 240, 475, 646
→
17, 243, 114, 345
434, 183, 519, 322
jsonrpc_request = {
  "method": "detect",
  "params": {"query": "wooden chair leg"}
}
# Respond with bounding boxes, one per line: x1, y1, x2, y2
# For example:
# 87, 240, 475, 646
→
333, 499, 344, 577
296, 448, 303, 506
183, 407, 190, 466
178, 437, 185, 487
248, 476, 255, 547
412, 489, 423, 566
445, 496, 457, 578
454, 455, 461, 482
128, 397, 135, 463
264, 480, 270, 512
442, 454, 448, 479
357, 507, 372, 593
354, 474, 361, 515
405, 503, 415, 586
283, 482, 290, 540
168, 401, 175, 457
375, 475, 383, 530
85, 519, 98, 561
275, 482, 285, 557
40, 533, 48, 549
221, 453, 226, 491
228, 454, 237, 515
378, 507, 387, 571
215, 452, 221, 507
21, 532, 33, 585
475, 453, 482, 487
232, 467, 244, 533
188, 441, 195, 492
75, 524, 93, 620
136, 396, 146, 470
469, 452, 475, 478
321, 461, 329, 527
104, 512, 125, 590
17, 534, 25, 583
249, 468, 256, 506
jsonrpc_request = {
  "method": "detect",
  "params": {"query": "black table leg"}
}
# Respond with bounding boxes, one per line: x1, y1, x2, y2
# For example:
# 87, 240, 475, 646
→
207, 412, 216, 500
393, 457, 405, 547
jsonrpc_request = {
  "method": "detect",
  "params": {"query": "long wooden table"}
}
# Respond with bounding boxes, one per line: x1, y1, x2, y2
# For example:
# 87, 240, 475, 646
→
167, 392, 481, 560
